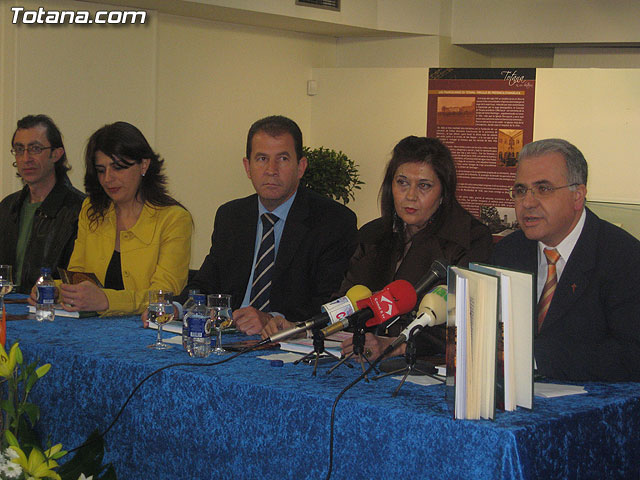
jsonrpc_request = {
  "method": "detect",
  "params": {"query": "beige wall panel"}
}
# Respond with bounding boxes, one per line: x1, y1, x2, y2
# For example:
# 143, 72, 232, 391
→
554, 48, 640, 68
310, 67, 429, 227
337, 36, 440, 67
452, 0, 640, 45
155, 14, 336, 266
534, 68, 640, 203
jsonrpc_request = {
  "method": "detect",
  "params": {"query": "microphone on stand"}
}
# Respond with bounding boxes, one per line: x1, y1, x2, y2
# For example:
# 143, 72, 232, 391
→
385, 285, 448, 351
413, 259, 448, 298
262, 285, 372, 344
320, 280, 417, 338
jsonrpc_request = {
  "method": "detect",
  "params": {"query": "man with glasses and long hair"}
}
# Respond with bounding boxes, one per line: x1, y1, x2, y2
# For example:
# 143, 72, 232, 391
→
492, 138, 640, 381
0, 114, 85, 292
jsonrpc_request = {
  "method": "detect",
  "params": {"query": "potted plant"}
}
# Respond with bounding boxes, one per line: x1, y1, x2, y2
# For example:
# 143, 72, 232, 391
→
300, 147, 364, 205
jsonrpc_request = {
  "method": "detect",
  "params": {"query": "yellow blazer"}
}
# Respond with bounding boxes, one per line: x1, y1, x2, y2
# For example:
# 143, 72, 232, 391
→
67, 198, 192, 316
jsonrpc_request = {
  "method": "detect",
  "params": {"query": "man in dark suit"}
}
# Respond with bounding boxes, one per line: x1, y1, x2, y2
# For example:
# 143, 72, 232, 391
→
184, 115, 357, 335
493, 138, 640, 381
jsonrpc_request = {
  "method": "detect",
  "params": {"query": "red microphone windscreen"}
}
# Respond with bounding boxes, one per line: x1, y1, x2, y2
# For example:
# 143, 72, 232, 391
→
385, 279, 418, 314
363, 279, 417, 327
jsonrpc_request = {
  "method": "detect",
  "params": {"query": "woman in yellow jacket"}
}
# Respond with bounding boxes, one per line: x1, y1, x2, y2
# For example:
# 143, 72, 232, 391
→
32, 122, 192, 316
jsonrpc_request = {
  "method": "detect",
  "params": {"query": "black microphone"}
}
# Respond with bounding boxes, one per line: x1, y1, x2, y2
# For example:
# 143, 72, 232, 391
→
413, 259, 448, 299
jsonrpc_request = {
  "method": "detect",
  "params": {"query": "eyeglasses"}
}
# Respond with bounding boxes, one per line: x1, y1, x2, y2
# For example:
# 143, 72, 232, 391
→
508, 183, 579, 200
10, 145, 53, 157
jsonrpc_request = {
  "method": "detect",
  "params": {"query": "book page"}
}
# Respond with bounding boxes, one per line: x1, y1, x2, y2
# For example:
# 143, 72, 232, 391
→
455, 274, 468, 419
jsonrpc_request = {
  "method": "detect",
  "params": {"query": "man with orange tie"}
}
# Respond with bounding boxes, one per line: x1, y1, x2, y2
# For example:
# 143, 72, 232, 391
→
492, 138, 640, 381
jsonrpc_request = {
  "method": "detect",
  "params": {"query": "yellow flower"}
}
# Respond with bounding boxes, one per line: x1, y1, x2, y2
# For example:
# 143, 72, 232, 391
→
0, 342, 20, 378
9, 445, 61, 480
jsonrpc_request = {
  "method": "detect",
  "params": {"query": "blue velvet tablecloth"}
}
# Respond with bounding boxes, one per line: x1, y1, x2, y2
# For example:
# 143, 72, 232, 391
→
5, 297, 640, 480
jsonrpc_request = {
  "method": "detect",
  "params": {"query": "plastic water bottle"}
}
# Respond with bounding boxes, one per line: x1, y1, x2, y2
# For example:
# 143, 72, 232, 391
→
35, 267, 55, 322
184, 294, 210, 358
182, 290, 200, 351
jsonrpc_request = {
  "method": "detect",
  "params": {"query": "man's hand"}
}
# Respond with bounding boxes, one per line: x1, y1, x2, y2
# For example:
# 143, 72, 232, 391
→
233, 306, 272, 336
58, 281, 109, 312
340, 332, 406, 361
261, 316, 294, 339
141, 308, 149, 328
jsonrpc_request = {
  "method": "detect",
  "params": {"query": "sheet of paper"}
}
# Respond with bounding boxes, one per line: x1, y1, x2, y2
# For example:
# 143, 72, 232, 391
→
164, 335, 183, 345
257, 352, 304, 363
393, 375, 443, 386
534, 382, 587, 398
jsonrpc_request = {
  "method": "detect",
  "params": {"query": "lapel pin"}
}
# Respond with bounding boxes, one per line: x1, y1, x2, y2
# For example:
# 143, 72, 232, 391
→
571, 283, 577, 293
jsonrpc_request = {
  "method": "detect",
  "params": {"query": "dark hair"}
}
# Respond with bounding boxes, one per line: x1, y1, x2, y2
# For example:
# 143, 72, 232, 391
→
245, 115, 303, 161
518, 138, 588, 186
380, 136, 457, 221
84, 121, 182, 227
12, 114, 71, 179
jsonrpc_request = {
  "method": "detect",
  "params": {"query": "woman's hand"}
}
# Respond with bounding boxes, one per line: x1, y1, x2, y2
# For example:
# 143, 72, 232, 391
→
58, 281, 109, 312
340, 332, 406, 361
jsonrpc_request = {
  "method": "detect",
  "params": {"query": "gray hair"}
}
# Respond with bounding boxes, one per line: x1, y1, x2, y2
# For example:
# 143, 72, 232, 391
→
518, 138, 588, 185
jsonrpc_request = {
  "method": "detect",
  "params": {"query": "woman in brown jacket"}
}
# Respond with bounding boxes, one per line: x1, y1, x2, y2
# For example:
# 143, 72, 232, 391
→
338, 136, 493, 360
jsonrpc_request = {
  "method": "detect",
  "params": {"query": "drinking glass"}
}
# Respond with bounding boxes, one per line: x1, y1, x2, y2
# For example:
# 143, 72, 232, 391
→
208, 294, 232, 355
147, 290, 174, 350
0, 265, 14, 318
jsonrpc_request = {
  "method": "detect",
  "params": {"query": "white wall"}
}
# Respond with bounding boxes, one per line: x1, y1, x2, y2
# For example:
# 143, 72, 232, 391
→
310, 68, 429, 226
452, 0, 640, 45
154, 14, 336, 262
534, 68, 640, 204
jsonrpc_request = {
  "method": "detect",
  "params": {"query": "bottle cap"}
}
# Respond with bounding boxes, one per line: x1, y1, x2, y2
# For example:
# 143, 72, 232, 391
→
41, 267, 51, 275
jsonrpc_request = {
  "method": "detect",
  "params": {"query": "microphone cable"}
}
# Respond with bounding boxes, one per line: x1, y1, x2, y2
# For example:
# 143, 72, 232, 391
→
66, 341, 263, 454
324, 345, 391, 480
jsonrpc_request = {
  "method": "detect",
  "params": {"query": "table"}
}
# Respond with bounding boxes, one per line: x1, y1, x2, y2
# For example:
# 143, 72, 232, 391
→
5, 298, 640, 479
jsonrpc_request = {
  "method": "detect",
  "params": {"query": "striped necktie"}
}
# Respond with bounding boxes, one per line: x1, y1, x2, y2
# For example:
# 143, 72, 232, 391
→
537, 248, 561, 332
249, 213, 279, 312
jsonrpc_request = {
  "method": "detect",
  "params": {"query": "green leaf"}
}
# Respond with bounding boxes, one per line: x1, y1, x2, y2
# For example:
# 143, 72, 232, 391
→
52, 449, 68, 459
5, 430, 19, 447
35, 363, 51, 378
301, 145, 363, 205
15, 345, 23, 365
0, 398, 16, 416
22, 402, 40, 425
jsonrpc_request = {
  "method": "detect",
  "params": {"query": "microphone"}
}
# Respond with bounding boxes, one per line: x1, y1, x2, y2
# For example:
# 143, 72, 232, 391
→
266, 285, 372, 343
417, 285, 448, 327
413, 259, 448, 298
320, 280, 417, 338
385, 286, 448, 350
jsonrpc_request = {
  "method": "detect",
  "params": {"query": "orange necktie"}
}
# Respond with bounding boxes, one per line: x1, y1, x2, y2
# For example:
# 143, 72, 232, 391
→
537, 248, 561, 332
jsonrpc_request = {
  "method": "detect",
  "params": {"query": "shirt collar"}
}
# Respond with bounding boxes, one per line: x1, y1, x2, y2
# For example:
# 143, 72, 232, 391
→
257, 190, 297, 221
538, 208, 586, 262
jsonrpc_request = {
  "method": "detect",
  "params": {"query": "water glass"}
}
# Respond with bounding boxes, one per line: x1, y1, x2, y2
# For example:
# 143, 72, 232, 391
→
148, 290, 174, 350
207, 294, 232, 355
0, 265, 14, 318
